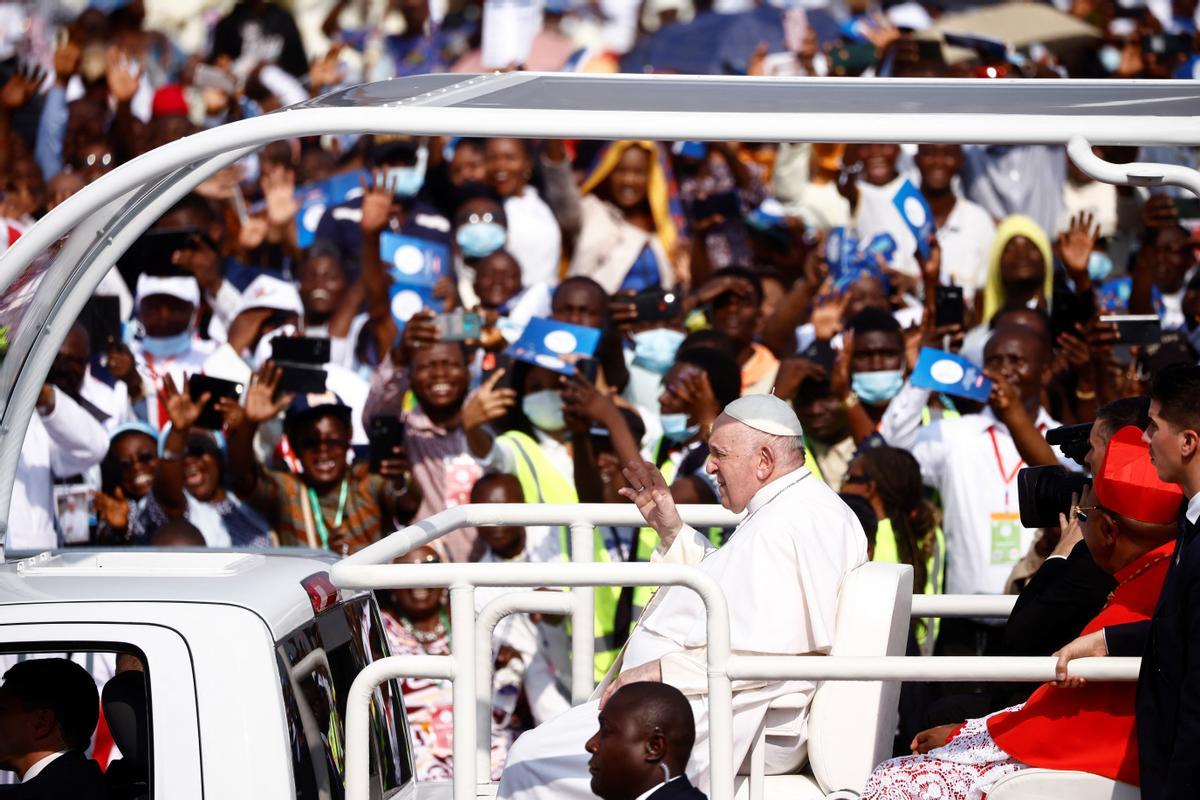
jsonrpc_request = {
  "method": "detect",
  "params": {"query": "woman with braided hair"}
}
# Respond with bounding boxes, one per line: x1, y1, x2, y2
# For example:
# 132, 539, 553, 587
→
843, 446, 946, 645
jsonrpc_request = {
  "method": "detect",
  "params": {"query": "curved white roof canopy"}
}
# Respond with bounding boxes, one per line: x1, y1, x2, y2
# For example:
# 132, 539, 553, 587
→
0, 71, 1198, 552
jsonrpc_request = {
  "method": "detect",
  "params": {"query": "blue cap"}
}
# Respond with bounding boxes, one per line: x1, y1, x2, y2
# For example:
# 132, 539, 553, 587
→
110, 421, 159, 443
284, 391, 352, 430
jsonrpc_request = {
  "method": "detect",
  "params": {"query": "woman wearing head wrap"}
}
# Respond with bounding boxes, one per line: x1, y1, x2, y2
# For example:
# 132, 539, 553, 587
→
980, 214, 1055, 325
541, 140, 684, 294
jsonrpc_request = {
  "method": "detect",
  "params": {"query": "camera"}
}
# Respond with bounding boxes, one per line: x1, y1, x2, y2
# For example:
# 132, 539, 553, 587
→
1046, 422, 1092, 468
1016, 466, 1091, 529
1016, 423, 1093, 529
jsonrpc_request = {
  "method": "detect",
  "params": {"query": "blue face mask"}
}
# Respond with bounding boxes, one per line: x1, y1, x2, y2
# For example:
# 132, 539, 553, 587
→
1098, 45, 1122, 74
632, 328, 686, 375
851, 369, 905, 406
384, 165, 425, 198
660, 412, 699, 443
140, 330, 194, 358
1088, 251, 1113, 282
457, 221, 507, 258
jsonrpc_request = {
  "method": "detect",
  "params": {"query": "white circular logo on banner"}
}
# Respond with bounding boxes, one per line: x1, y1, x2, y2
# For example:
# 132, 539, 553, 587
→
393, 244, 425, 275
903, 196, 928, 228
543, 330, 578, 355
929, 358, 964, 385
391, 289, 423, 321
302, 204, 326, 233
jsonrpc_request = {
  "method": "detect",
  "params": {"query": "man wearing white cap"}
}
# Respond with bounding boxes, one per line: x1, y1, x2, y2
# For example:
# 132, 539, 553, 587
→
498, 394, 868, 799
129, 274, 216, 431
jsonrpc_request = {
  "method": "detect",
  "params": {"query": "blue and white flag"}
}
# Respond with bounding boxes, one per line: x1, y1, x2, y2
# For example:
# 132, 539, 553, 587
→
506, 317, 601, 375
892, 179, 934, 260
910, 347, 992, 403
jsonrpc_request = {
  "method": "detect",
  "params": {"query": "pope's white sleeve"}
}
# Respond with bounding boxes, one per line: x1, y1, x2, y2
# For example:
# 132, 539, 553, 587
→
652, 524, 714, 564
660, 647, 776, 696
879, 380, 931, 451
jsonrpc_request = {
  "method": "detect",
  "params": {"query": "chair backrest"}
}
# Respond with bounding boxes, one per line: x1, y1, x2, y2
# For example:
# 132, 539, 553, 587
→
806, 561, 913, 794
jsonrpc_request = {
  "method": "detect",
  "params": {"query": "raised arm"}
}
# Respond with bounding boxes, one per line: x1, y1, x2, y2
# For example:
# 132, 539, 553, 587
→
226, 363, 293, 501
360, 173, 400, 358
154, 376, 211, 519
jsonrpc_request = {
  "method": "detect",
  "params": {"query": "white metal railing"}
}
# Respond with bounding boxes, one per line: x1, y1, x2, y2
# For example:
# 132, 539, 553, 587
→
330, 504, 1136, 800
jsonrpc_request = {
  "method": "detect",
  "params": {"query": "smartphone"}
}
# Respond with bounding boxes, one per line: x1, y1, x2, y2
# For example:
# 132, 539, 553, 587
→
368, 415, 406, 472
1100, 314, 1162, 346
934, 285, 965, 328
188, 374, 244, 430
1050, 290, 1095, 341
576, 356, 600, 384
192, 63, 238, 95
436, 310, 482, 342
485, 354, 514, 391
119, 226, 204, 287
272, 336, 331, 365
79, 294, 122, 350
276, 363, 328, 394
828, 43, 877, 76
632, 290, 682, 323
690, 192, 741, 221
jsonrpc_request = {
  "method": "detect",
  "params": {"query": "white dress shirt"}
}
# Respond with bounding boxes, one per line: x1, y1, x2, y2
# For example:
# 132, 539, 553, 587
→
1186, 492, 1200, 525
10, 387, 109, 551
504, 188, 562, 290
912, 406, 1071, 596
936, 196, 996, 304
19, 751, 67, 782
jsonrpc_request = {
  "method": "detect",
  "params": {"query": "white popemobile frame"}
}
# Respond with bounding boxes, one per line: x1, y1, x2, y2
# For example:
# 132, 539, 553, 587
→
0, 72, 1195, 800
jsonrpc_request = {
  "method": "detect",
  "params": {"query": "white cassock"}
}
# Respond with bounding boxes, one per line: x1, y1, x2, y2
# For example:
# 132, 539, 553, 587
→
497, 466, 868, 799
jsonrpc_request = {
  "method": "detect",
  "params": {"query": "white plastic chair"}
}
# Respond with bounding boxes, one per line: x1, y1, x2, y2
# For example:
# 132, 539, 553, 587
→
736, 562, 914, 800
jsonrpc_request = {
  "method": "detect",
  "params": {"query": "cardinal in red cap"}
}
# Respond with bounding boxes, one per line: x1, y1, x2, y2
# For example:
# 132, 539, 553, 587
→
861, 426, 1181, 800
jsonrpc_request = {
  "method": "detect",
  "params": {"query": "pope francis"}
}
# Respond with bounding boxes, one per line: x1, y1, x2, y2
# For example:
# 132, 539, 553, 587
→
497, 394, 868, 799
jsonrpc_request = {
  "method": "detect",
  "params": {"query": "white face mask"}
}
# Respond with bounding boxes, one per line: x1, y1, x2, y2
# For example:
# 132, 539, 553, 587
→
522, 389, 565, 432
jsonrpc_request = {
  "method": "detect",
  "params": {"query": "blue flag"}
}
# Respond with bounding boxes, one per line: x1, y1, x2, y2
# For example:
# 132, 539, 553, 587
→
910, 347, 992, 403
892, 179, 935, 260
506, 317, 601, 375
293, 169, 369, 249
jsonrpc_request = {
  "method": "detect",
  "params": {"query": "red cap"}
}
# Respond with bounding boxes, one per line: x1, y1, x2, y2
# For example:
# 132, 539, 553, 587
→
151, 84, 188, 119
1094, 425, 1183, 525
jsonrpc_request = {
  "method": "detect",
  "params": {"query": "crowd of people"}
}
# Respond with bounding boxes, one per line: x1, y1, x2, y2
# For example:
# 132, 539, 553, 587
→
2, 0, 1200, 796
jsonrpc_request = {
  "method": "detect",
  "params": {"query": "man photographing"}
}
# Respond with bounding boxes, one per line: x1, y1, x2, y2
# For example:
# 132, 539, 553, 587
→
586, 682, 706, 800
1055, 365, 1200, 800
497, 393, 867, 800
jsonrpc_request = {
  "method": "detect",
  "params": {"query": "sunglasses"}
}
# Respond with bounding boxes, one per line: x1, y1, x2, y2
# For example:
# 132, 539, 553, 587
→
117, 452, 156, 471
843, 474, 871, 485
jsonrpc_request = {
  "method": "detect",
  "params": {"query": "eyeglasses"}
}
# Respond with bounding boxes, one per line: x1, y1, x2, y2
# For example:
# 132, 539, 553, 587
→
296, 437, 351, 453
185, 444, 214, 459
843, 474, 870, 485
117, 452, 156, 471
461, 211, 498, 225
1072, 505, 1100, 523
83, 152, 113, 169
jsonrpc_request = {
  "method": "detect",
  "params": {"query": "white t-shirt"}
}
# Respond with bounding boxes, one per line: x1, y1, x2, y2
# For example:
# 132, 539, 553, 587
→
503, 188, 562, 289
937, 197, 996, 303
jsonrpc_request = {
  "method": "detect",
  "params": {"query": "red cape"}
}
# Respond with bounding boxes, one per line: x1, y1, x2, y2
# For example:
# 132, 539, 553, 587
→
986, 540, 1175, 785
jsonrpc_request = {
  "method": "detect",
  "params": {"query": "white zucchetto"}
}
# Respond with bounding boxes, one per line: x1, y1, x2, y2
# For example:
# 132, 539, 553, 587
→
723, 394, 805, 437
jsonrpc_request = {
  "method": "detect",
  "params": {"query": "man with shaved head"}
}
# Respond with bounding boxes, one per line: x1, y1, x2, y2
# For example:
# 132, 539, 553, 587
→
586, 682, 705, 800
498, 394, 868, 800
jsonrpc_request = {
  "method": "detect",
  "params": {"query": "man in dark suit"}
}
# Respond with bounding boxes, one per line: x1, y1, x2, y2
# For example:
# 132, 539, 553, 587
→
586, 682, 707, 800
0, 658, 110, 799
1055, 366, 1200, 799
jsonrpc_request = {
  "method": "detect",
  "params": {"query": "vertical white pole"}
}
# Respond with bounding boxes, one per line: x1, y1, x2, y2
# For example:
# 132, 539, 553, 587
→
475, 612, 494, 780
451, 585, 477, 800
705, 588, 734, 800
569, 521, 595, 703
